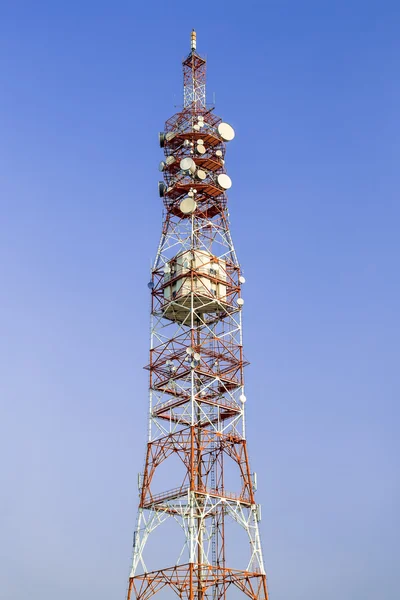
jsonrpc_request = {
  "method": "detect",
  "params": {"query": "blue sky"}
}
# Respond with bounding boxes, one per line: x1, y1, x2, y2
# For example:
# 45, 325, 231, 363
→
0, 1, 399, 599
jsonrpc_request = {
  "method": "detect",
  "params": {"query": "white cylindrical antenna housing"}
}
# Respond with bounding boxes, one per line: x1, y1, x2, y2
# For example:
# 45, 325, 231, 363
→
191, 29, 197, 51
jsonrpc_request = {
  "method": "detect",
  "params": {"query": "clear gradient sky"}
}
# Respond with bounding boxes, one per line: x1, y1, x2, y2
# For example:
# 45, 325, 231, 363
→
0, 2, 399, 599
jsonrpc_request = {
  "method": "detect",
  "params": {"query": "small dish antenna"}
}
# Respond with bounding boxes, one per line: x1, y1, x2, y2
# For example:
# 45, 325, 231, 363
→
217, 122, 235, 141
180, 197, 197, 214
180, 157, 196, 174
239, 276, 246, 284
217, 174, 232, 190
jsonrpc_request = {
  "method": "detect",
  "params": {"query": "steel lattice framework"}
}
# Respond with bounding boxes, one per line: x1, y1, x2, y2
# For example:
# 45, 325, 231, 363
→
126, 31, 269, 600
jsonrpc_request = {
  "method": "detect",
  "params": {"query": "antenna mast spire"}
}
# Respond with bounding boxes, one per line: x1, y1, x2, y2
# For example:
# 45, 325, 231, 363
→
183, 29, 206, 109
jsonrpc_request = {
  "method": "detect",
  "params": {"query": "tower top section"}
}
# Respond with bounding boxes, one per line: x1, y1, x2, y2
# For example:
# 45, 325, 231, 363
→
183, 30, 206, 109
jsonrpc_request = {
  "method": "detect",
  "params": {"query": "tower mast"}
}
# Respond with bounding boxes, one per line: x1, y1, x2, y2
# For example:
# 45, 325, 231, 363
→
126, 32, 269, 600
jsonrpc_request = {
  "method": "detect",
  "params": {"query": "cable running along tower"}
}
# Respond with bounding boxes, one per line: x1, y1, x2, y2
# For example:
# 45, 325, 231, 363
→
126, 31, 269, 600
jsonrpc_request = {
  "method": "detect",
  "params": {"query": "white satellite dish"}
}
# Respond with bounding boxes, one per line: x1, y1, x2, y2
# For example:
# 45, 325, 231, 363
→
215, 149, 223, 157
180, 157, 196, 174
196, 145, 206, 154
193, 352, 201, 361
166, 155, 176, 165
186, 347, 194, 355
196, 169, 207, 180
217, 173, 232, 190
180, 197, 197, 214
159, 161, 166, 172
240, 394, 247, 403
239, 276, 246, 284
217, 122, 235, 141
193, 124, 200, 131
183, 139, 191, 147
237, 298, 244, 306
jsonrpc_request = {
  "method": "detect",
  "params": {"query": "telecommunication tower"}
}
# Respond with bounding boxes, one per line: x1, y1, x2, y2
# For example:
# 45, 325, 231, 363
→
126, 31, 269, 600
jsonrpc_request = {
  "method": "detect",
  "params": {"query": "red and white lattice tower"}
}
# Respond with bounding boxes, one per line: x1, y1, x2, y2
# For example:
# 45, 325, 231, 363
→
126, 31, 269, 600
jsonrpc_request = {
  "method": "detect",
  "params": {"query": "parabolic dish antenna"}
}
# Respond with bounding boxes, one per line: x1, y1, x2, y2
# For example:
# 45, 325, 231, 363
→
215, 149, 223, 157
217, 123, 235, 142
180, 197, 197, 214
159, 132, 165, 147
217, 173, 232, 190
159, 161, 166, 172
239, 394, 247, 403
196, 145, 206, 154
180, 157, 196, 173
166, 155, 176, 165
196, 169, 206, 180
237, 298, 244, 306
158, 181, 167, 197
239, 275, 246, 284
217, 122, 235, 141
